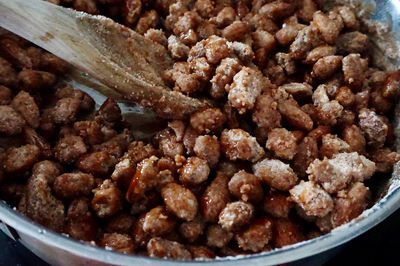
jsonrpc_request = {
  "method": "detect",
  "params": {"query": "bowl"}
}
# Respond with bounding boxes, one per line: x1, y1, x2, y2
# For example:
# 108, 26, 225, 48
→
1, 0, 400, 265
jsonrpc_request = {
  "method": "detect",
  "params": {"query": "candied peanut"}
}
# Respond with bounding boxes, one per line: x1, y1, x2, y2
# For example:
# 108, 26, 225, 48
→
0, 57, 17, 87
336, 31, 368, 55
143, 206, 176, 236
342, 53, 368, 90
18, 69, 56, 92
280, 83, 312, 102
11, 91, 40, 128
179, 217, 205, 242
194, 0, 214, 18
51, 97, 81, 125
105, 212, 135, 234
320, 134, 350, 158
335, 6, 359, 29
252, 93, 282, 132
189, 57, 212, 82
292, 136, 318, 178
331, 182, 369, 228
315, 100, 344, 126
235, 217, 273, 252
0, 105, 26, 136
223, 102, 240, 129
342, 125, 366, 154
32, 160, 62, 185
65, 198, 98, 241
144, 29, 167, 46
382, 70, 400, 99
307, 152, 375, 193
54, 135, 87, 164
193, 135, 220, 168
0, 85, 11, 105
127, 141, 157, 163
168, 35, 190, 60
93, 130, 131, 158
230, 41, 254, 63
173, 11, 201, 37
313, 11, 341, 44
201, 174, 230, 222
190, 107, 226, 134
162, 183, 198, 221
0, 37, 32, 68
156, 128, 184, 159
273, 218, 305, 248
221, 129, 265, 162
38, 51, 68, 74
210, 57, 242, 99
126, 156, 159, 202
276, 52, 296, 75
266, 128, 297, 160
183, 125, 199, 155
219, 201, 254, 231
179, 156, 210, 185
188, 245, 215, 259
132, 214, 151, 247
244, 13, 278, 33
136, 10, 159, 35
204, 35, 231, 64
122, 0, 142, 26
228, 170, 263, 203
305, 45, 337, 65
197, 20, 219, 40
100, 233, 135, 253
147, 237, 192, 260
259, 0, 294, 21
73, 121, 104, 145
289, 181, 333, 217
369, 148, 400, 173
369, 90, 393, 115
214, 7, 236, 27
278, 99, 314, 131
289, 25, 321, 60
358, 108, 388, 148
76, 151, 117, 176
206, 224, 233, 248
297, 0, 318, 22
275, 16, 306, 46
92, 179, 123, 218
98, 98, 122, 124
253, 159, 298, 191
222, 21, 251, 41
4, 144, 40, 175
263, 191, 292, 218
53, 172, 94, 199
26, 173, 65, 232
335, 86, 355, 107
312, 55, 343, 80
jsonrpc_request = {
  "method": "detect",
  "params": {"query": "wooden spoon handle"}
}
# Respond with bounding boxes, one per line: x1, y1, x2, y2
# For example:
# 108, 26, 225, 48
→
0, 0, 207, 119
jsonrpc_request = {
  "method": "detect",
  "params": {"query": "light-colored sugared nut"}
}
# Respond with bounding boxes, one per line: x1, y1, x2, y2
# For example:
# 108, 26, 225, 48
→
235, 218, 273, 252
312, 55, 343, 80
0, 105, 25, 136
136, 10, 159, 35
161, 183, 198, 221
204, 35, 231, 64
179, 217, 205, 242
215, 6, 236, 27
201, 174, 231, 222
358, 108, 388, 148
313, 11, 341, 44
266, 128, 297, 160
222, 21, 251, 41
210, 57, 242, 99
76, 151, 117, 176
91, 179, 123, 218
259, 0, 294, 20
206, 224, 233, 248
276, 52, 296, 75
331, 182, 369, 227
369, 148, 400, 173
252, 93, 282, 132
228, 67, 265, 114
147, 237, 192, 260
228, 170, 263, 203
179, 156, 210, 184
312, 84, 330, 106
193, 135, 220, 168
297, 0, 318, 22
289, 25, 321, 60
253, 159, 298, 191
263, 191, 292, 218
53, 172, 95, 199
52, 97, 81, 124
289, 181, 333, 217
11, 91, 40, 128
273, 218, 304, 248
336, 6, 359, 30
143, 206, 176, 236
342, 125, 366, 154
190, 107, 226, 134
218, 201, 254, 231
382, 70, 400, 99
305, 45, 337, 64
307, 152, 376, 193
275, 16, 306, 46
335, 86, 355, 107
342, 53, 368, 90
100, 233, 135, 253
4, 144, 40, 174
315, 100, 344, 126
54, 135, 87, 164
320, 134, 350, 158
168, 35, 190, 60
279, 83, 313, 101
252, 30, 276, 51
220, 129, 265, 162
278, 99, 313, 131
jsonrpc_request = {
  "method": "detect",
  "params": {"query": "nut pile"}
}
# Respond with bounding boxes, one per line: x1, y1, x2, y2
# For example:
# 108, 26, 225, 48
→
1, 0, 400, 261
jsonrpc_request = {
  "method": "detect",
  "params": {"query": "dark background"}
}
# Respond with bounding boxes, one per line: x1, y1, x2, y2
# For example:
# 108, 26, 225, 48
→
1, 209, 400, 266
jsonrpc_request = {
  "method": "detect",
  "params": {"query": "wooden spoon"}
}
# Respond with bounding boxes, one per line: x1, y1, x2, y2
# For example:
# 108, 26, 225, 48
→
0, 0, 207, 119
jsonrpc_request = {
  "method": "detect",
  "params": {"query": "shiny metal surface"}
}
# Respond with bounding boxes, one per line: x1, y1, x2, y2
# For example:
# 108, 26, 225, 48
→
1, 0, 400, 265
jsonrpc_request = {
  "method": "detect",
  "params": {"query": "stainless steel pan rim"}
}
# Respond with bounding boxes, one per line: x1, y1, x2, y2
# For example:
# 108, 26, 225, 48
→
1, 179, 400, 265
